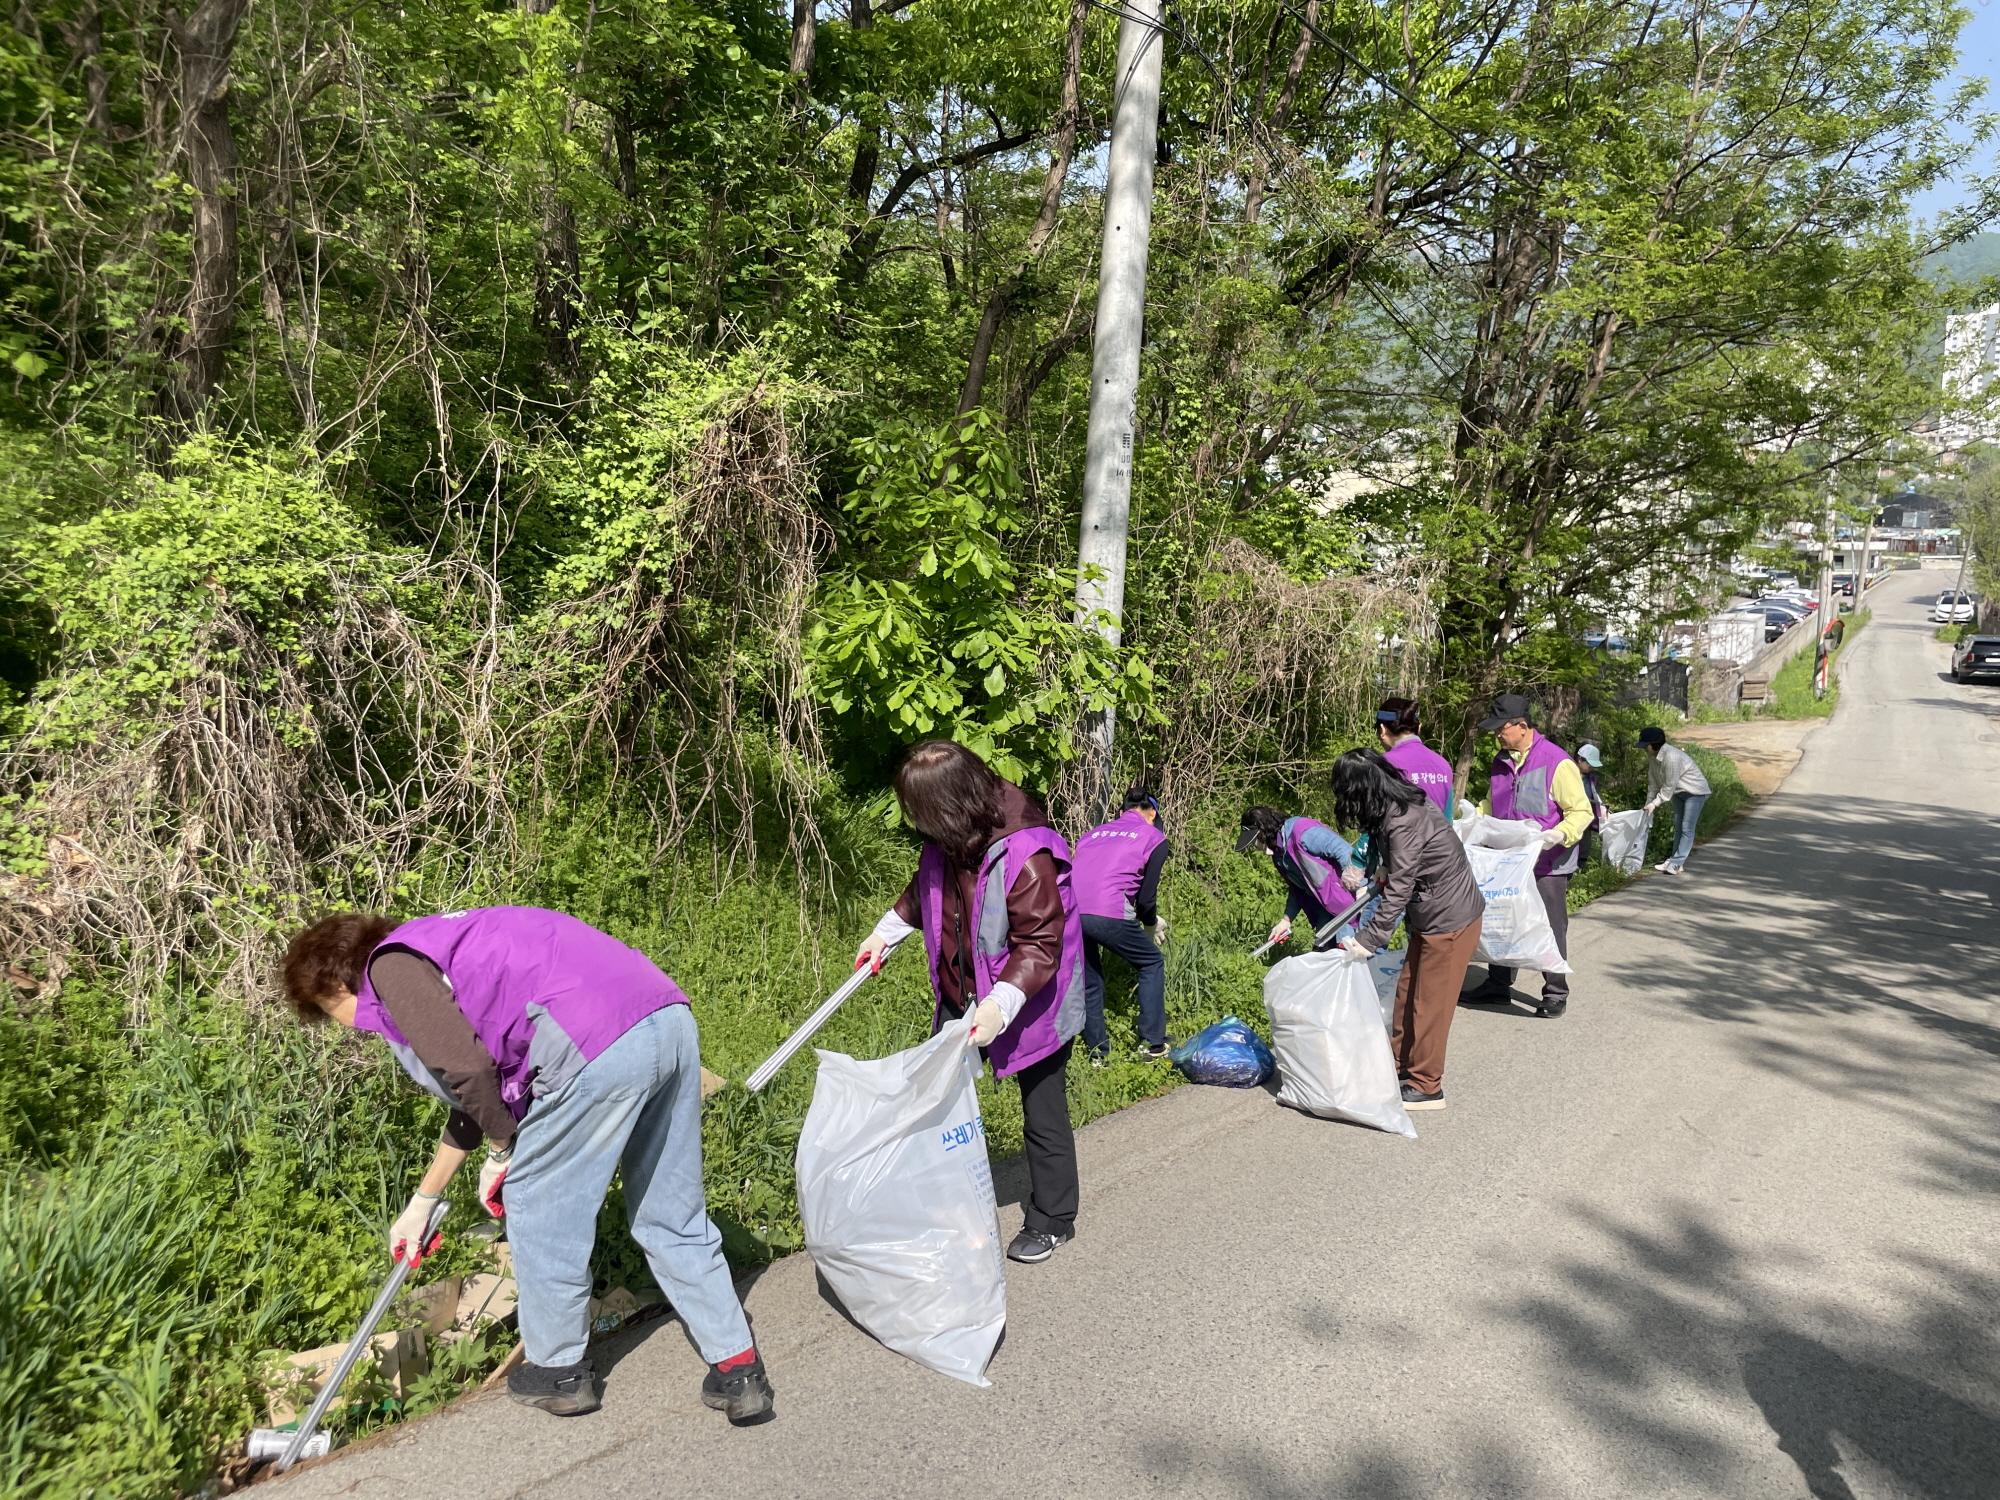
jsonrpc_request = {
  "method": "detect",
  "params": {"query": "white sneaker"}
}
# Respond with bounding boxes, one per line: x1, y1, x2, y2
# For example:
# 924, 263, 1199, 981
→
1653, 860, 1684, 875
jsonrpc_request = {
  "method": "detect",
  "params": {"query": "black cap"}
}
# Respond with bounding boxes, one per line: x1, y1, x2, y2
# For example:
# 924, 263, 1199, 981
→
1234, 819, 1264, 853
1637, 726, 1666, 747
1477, 693, 1534, 732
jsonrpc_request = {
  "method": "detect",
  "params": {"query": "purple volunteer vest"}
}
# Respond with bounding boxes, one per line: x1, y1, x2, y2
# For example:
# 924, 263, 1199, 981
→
1279, 817, 1347, 915
353, 906, 688, 1121
1071, 810, 1167, 920
915, 826, 1086, 1078
1384, 736, 1455, 817
1487, 733, 1582, 878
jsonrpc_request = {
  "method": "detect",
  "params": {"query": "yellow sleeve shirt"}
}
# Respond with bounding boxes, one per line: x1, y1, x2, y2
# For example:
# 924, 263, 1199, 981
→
1476, 743, 1595, 846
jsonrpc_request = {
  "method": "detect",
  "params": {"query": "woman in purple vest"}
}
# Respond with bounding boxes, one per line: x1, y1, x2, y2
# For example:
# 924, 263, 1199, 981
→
1071, 786, 1172, 1063
1235, 805, 1366, 949
1375, 697, 1457, 817
852, 740, 1088, 1266
281, 906, 773, 1423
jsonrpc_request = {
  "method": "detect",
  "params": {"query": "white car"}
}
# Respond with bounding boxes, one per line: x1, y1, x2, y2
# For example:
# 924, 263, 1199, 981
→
1932, 590, 1976, 624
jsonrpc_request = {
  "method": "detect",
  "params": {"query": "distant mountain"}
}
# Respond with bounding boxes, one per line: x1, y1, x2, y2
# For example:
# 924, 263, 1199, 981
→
1926, 233, 2000, 295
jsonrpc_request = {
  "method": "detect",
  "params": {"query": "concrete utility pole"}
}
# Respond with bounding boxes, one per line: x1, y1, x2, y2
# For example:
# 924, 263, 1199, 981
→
1074, 0, 1164, 811
1815, 480, 1838, 699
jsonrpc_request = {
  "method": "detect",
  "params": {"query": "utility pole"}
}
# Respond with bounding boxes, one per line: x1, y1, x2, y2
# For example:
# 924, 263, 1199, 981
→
1815, 477, 1837, 700
1074, 0, 1163, 813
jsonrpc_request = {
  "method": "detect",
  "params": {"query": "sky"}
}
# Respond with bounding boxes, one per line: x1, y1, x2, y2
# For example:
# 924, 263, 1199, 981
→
1911, 1, 2000, 223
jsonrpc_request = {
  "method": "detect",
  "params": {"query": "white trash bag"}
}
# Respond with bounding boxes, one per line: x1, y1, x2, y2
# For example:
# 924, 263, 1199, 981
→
1463, 841, 1572, 974
1263, 950, 1416, 1139
1599, 809, 1651, 876
795, 1016, 1005, 1387
1362, 947, 1407, 1025
1460, 813, 1546, 850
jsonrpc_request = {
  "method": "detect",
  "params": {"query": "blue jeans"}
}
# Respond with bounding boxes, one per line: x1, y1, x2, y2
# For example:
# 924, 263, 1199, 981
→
505, 1004, 752, 1369
1081, 915, 1166, 1051
1670, 792, 1708, 866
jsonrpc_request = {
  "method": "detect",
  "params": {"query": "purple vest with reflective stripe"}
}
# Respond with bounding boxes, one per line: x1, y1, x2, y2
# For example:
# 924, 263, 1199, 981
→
353, 907, 687, 1120
1071, 811, 1166, 920
1487, 733, 1581, 878
915, 826, 1086, 1078
1384, 736, 1455, 817
1279, 817, 1347, 914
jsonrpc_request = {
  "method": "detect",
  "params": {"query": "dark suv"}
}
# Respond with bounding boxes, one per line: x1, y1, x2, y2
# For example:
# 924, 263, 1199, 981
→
1951, 635, 2000, 684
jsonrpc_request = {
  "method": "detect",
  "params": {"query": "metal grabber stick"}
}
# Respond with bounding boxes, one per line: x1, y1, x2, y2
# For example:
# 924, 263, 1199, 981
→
745, 943, 904, 1094
1247, 885, 1375, 960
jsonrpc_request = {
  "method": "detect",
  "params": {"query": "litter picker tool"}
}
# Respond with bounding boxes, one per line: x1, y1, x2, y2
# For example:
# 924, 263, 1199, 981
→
746, 944, 903, 1094
260, 1196, 451, 1474
1247, 886, 1373, 960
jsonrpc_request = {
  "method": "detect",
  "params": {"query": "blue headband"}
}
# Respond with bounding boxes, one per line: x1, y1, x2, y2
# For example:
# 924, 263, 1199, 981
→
1375, 710, 1402, 724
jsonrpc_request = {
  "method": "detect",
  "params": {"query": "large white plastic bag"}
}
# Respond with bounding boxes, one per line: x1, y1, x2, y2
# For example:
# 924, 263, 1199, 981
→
1461, 813, 1545, 849
1463, 842, 1572, 973
1263, 950, 1416, 1139
1363, 948, 1407, 1025
795, 1016, 1005, 1387
1599, 809, 1651, 875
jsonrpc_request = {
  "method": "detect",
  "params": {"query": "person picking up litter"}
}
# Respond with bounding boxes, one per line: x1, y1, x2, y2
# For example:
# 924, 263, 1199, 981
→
1575, 743, 1609, 866
1329, 749, 1485, 1111
1071, 786, 1173, 1064
281, 907, 773, 1423
1237, 804, 1367, 949
1638, 726, 1712, 874
853, 740, 1087, 1266
1460, 694, 1593, 1018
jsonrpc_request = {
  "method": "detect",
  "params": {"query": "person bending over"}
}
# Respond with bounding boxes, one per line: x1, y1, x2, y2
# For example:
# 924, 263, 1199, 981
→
1072, 786, 1172, 1063
282, 906, 772, 1422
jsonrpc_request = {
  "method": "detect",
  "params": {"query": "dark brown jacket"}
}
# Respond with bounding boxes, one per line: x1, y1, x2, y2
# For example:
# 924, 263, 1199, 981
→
1357, 797, 1485, 951
892, 781, 1063, 1012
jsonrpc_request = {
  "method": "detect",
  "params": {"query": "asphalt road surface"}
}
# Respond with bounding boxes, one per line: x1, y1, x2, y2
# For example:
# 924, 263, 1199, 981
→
279, 571, 2000, 1500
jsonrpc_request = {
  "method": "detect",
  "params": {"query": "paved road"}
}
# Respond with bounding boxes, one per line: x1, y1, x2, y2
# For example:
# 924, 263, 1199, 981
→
280, 572, 2000, 1500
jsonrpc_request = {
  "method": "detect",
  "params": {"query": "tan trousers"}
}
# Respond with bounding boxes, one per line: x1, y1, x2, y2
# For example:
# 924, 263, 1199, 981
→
1391, 916, 1483, 1095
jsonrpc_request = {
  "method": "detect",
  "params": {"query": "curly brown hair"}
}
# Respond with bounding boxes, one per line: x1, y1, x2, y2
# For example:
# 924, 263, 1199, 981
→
282, 912, 401, 1022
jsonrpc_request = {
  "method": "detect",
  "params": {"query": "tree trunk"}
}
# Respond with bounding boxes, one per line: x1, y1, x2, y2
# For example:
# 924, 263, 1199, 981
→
172, 0, 252, 414
59, 3, 112, 137
1242, 0, 1316, 226
845, 0, 878, 202
954, 0, 1087, 416
789, 0, 816, 81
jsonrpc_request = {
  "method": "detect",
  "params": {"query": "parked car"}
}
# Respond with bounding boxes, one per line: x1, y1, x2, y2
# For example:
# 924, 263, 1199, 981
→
1767, 589, 1818, 609
1752, 598, 1813, 622
1932, 591, 1977, 624
1582, 630, 1631, 650
1769, 571, 1801, 590
1731, 606, 1797, 642
1832, 573, 1856, 596
1952, 635, 2000, 683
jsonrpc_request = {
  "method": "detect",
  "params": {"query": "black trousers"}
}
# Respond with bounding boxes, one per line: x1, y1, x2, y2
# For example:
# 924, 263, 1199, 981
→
1080, 915, 1167, 1052
1476, 872, 1571, 1002
941, 1002, 1080, 1238
1013, 1038, 1080, 1237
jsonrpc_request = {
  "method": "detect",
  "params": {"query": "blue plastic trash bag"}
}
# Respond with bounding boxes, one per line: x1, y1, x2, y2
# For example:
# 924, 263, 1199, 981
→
1169, 1015, 1275, 1088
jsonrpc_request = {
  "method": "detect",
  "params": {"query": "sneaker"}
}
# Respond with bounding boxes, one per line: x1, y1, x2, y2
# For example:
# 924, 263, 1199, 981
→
1400, 1082, 1446, 1110
1137, 1041, 1172, 1062
1653, 859, 1684, 874
1535, 998, 1568, 1019
1006, 1226, 1073, 1264
701, 1350, 775, 1424
1087, 1047, 1109, 1069
508, 1358, 600, 1416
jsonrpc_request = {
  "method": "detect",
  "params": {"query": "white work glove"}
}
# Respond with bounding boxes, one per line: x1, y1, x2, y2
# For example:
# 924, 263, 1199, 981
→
1144, 916, 1168, 945
479, 1147, 511, 1219
968, 998, 1005, 1045
1643, 797, 1664, 815
854, 909, 915, 975
1538, 827, 1567, 850
1339, 865, 1365, 893
1337, 936, 1373, 962
389, 1190, 445, 1266
1267, 917, 1292, 946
